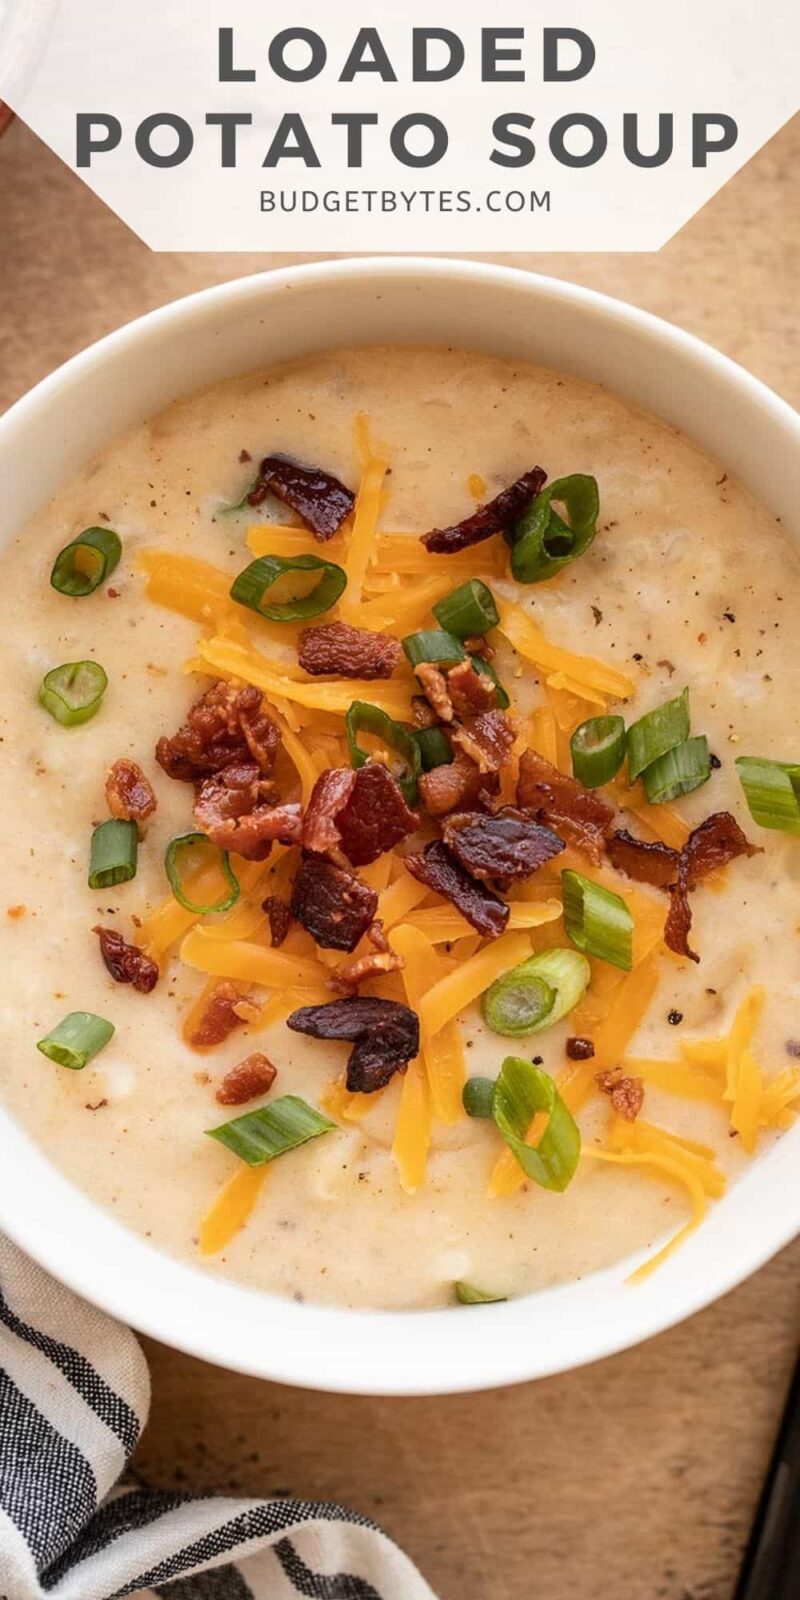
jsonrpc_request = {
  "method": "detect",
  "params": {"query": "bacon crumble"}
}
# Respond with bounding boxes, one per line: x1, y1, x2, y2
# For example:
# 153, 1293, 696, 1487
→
662, 810, 760, 962
216, 1052, 277, 1106
447, 660, 497, 717
451, 710, 515, 775
194, 763, 301, 861
596, 1069, 644, 1122
246, 454, 355, 540
605, 829, 680, 889
517, 748, 614, 863
105, 760, 157, 827
290, 854, 378, 952
93, 926, 159, 994
184, 981, 249, 1050
302, 764, 418, 867
418, 750, 498, 817
421, 467, 547, 554
328, 947, 406, 993
262, 895, 293, 947
156, 682, 279, 782
405, 839, 509, 939
415, 663, 454, 723
298, 620, 401, 679
287, 995, 420, 1093
442, 808, 564, 883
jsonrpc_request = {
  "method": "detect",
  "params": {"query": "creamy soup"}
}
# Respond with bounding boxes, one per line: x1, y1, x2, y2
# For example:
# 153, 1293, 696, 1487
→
1, 346, 798, 1311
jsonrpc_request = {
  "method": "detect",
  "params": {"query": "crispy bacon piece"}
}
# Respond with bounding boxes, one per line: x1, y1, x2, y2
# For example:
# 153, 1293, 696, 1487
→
302, 764, 418, 868
405, 840, 509, 939
247, 454, 355, 540
442, 808, 564, 883
662, 811, 759, 963
416, 663, 454, 723
105, 759, 157, 826
566, 1036, 595, 1061
517, 748, 614, 864
447, 660, 497, 717
681, 810, 760, 889
262, 895, 292, 947
194, 763, 302, 861
596, 1069, 644, 1122
290, 855, 378, 952
156, 682, 279, 781
411, 695, 438, 730
418, 750, 498, 817
451, 710, 514, 775
298, 620, 400, 679
421, 467, 547, 554
287, 995, 419, 1093
329, 947, 406, 993
93, 926, 158, 994
185, 981, 249, 1050
216, 1052, 277, 1106
605, 829, 680, 889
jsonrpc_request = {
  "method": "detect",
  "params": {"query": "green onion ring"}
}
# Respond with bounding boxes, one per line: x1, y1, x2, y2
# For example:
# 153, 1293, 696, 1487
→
39, 660, 108, 727
229, 554, 346, 622
207, 1095, 336, 1166
562, 869, 633, 971
571, 714, 626, 788
50, 527, 122, 597
735, 755, 800, 834
454, 1282, 508, 1305
492, 1056, 582, 1192
345, 701, 421, 805
641, 735, 710, 804
470, 652, 510, 709
627, 687, 690, 782
510, 475, 599, 584
414, 725, 454, 772
88, 819, 138, 890
165, 832, 240, 915
37, 1012, 115, 1071
433, 579, 500, 639
402, 629, 467, 670
482, 948, 590, 1038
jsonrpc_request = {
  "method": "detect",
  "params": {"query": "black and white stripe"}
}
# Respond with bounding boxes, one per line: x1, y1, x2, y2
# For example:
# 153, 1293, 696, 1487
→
0, 1238, 435, 1600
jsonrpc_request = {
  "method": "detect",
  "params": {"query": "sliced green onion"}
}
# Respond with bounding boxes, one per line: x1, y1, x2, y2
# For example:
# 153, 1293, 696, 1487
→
414, 725, 453, 772
627, 687, 690, 781
37, 1012, 114, 1071
735, 755, 800, 834
88, 819, 138, 890
510, 475, 599, 584
454, 1282, 507, 1305
462, 1076, 496, 1118
207, 1094, 336, 1167
402, 629, 467, 671
165, 833, 240, 915
345, 701, 421, 805
470, 653, 510, 710
50, 527, 122, 597
38, 661, 108, 727
433, 579, 499, 639
562, 870, 633, 971
571, 715, 626, 789
492, 1056, 581, 1192
482, 948, 591, 1038
642, 735, 710, 804
230, 554, 346, 622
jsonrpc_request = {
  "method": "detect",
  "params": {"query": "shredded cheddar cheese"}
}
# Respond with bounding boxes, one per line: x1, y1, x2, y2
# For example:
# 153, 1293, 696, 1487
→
199, 1164, 268, 1255
195, 632, 413, 719
391, 1056, 432, 1194
390, 924, 465, 1122
418, 931, 532, 1042
497, 598, 636, 702
403, 899, 562, 944
180, 927, 328, 989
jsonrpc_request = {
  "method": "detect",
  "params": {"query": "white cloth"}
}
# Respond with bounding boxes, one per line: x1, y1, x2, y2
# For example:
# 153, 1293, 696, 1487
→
0, 1237, 436, 1600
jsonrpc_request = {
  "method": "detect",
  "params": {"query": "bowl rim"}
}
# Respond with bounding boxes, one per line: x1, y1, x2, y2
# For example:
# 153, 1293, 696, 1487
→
2, 254, 799, 1395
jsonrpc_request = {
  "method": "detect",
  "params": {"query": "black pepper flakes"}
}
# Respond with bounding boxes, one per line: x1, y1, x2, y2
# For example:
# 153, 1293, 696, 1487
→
667, 1010, 683, 1026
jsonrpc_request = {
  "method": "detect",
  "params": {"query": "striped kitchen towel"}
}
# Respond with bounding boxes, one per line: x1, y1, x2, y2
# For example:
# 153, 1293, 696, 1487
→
0, 1237, 436, 1600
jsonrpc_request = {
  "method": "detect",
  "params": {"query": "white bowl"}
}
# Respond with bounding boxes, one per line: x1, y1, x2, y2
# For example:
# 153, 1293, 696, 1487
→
2, 259, 799, 1394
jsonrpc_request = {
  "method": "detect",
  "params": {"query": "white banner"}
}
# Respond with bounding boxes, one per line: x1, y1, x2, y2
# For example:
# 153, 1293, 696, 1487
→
0, 0, 797, 251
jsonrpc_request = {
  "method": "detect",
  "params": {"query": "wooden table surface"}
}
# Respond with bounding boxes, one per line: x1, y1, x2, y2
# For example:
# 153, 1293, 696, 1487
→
2, 117, 799, 1600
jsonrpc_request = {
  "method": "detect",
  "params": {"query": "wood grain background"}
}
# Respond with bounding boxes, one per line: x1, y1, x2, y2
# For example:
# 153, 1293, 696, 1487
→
1, 116, 799, 1600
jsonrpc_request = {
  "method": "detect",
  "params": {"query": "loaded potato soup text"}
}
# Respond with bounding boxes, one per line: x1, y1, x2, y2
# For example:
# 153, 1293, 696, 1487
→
1, 346, 798, 1310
